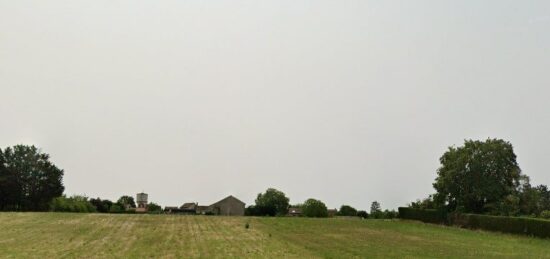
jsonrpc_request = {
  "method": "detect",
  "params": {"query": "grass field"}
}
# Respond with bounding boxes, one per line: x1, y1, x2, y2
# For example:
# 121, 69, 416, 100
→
1, 213, 549, 258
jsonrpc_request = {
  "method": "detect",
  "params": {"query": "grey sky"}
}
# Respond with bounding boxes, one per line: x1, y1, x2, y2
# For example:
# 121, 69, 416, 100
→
1, 1, 549, 210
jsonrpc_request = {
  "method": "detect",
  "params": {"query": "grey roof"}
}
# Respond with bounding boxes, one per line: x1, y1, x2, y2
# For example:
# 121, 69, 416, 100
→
180, 203, 197, 209
210, 195, 245, 206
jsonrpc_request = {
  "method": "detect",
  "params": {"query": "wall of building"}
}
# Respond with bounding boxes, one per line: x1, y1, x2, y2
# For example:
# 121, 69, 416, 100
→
209, 196, 245, 216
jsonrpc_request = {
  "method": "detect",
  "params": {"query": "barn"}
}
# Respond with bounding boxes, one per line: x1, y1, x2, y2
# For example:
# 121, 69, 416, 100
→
208, 195, 245, 216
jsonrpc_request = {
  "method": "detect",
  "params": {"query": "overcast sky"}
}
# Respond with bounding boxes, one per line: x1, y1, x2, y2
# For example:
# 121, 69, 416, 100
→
1, 1, 549, 210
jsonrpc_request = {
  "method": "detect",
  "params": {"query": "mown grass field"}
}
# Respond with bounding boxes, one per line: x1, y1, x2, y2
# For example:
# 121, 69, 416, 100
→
0, 213, 549, 258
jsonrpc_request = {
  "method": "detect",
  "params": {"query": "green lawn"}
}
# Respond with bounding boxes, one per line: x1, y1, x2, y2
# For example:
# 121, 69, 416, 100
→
0, 213, 549, 258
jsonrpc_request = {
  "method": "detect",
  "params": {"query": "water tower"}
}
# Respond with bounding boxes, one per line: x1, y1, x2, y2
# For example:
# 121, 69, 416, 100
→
136, 192, 148, 212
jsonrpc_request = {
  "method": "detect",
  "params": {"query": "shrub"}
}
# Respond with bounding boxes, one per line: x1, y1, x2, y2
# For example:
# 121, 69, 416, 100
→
357, 210, 369, 219
109, 204, 124, 213
540, 210, 550, 219
398, 207, 446, 224
383, 210, 399, 219
245, 205, 260, 216
50, 195, 96, 213
449, 213, 550, 238
401, 207, 550, 238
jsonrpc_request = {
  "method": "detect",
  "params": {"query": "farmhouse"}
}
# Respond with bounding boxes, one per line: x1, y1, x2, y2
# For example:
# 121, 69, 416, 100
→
164, 195, 246, 216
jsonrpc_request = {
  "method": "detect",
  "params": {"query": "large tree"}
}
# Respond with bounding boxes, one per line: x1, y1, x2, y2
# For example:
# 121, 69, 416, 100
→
535, 185, 550, 212
255, 188, 290, 216
117, 195, 136, 209
90, 198, 114, 213
302, 198, 328, 217
338, 205, 358, 216
370, 201, 383, 218
433, 139, 522, 214
0, 145, 64, 211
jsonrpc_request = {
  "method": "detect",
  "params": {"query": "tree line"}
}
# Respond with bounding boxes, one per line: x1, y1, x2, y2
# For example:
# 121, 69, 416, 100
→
50, 195, 163, 213
244, 187, 398, 219
0, 144, 400, 217
0, 144, 401, 218
409, 138, 550, 219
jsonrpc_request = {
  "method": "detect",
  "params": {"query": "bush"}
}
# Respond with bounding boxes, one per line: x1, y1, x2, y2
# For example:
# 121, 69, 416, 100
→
50, 195, 96, 213
245, 205, 260, 216
383, 210, 399, 219
449, 213, 550, 238
357, 210, 369, 219
109, 204, 124, 213
540, 210, 550, 219
398, 207, 446, 224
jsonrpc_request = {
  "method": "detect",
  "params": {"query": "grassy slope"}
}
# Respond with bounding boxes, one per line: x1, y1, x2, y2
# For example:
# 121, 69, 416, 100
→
0, 213, 549, 258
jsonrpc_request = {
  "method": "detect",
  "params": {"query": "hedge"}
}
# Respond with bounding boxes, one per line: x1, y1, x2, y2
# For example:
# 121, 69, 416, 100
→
398, 207, 446, 224
399, 207, 550, 238
449, 213, 550, 239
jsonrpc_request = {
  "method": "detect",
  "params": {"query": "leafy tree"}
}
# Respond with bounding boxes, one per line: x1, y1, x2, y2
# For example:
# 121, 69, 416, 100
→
255, 188, 290, 216
90, 198, 113, 213
357, 210, 369, 219
0, 145, 64, 211
517, 176, 541, 216
535, 185, 550, 212
338, 205, 358, 216
433, 139, 522, 214
302, 198, 328, 218
493, 194, 520, 216
101, 199, 114, 212
117, 195, 136, 209
147, 202, 162, 212
370, 201, 382, 218
409, 195, 437, 210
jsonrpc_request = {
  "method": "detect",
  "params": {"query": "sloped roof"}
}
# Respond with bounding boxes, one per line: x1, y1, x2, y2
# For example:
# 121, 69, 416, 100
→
210, 195, 245, 206
180, 202, 197, 209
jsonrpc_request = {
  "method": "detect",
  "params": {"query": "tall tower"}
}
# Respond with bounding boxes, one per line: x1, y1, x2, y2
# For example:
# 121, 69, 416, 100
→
136, 192, 148, 213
